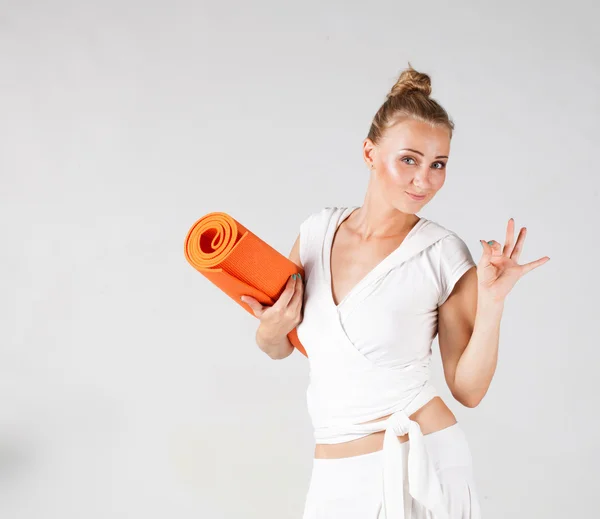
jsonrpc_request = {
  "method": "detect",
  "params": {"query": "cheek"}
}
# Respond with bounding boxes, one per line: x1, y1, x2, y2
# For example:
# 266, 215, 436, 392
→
382, 160, 411, 184
432, 172, 446, 189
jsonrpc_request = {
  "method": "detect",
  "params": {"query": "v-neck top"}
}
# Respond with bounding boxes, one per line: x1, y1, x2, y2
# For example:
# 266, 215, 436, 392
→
325, 206, 427, 310
295, 206, 476, 518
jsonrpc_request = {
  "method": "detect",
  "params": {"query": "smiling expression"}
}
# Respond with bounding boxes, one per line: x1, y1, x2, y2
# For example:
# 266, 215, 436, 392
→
363, 118, 451, 210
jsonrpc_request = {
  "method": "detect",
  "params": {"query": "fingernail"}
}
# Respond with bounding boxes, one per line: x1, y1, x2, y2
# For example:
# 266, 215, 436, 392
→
292, 274, 297, 279
487, 241, 494, 246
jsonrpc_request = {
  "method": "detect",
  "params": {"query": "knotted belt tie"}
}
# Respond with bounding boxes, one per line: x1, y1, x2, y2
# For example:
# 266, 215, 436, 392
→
379, 411, 449, 518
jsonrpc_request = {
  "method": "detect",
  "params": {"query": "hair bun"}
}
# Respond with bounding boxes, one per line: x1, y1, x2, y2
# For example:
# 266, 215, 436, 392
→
387, 62, 432, 99
367, 62, 453, 145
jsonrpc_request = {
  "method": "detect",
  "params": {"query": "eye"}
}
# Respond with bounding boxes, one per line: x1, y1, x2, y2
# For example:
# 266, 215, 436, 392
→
401, 157, 416, 165
432, 161, 446, 169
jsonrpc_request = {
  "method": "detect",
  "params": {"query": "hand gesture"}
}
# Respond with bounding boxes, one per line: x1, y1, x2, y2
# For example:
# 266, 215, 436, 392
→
478, 219, 550, 302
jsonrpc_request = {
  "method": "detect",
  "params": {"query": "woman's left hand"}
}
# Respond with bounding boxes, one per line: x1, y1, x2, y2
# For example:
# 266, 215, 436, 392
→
478, 218, 550, 302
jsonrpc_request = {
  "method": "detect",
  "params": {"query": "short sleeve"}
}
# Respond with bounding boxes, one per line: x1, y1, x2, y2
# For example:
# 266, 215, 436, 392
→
437, 233, 477, 306
298, 207, 329, 277
298, 211, 316, 268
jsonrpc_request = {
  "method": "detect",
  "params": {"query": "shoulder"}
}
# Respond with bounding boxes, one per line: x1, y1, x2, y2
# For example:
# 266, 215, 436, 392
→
297, 206, 346, 274
439, 231, 473, 258
297, 206, 332, 268
299, 206, 348, 237
300, 206, 341, 227
420, 218, 472, 256
423, 220, 476, 306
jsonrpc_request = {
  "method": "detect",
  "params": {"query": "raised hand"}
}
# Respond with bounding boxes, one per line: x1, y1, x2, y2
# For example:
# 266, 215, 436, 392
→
478, 218, 550, 302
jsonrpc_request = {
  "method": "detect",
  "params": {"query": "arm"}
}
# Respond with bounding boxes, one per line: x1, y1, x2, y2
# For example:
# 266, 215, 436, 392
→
437, 266, 504, 408
438, 218, 549, 408
253, 234, 303, 360
256, 325, 295, 360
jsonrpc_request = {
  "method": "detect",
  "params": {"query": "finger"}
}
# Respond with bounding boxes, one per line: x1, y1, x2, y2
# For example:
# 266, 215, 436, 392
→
519, 256, 550, 275
510, 227, 527, 263
486, 240, 502, 255
479, 240, 494, 264
240, 295, 266, 317
273, 275, 297, 310
289, 275, 304, 313
503, 218, 516, 256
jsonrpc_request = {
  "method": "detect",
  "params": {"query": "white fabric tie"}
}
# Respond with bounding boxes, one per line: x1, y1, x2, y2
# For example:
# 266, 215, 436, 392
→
379, 411, 449, 518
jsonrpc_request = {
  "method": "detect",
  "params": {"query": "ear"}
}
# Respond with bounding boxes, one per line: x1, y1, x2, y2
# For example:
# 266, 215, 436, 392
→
362, 138, 377, 169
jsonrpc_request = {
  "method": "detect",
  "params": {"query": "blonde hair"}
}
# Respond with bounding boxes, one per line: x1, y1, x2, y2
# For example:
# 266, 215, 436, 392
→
367, 62, 454, 145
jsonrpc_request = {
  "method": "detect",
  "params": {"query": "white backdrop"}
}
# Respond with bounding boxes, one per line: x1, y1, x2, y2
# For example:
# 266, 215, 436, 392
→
1, 1, 598, 517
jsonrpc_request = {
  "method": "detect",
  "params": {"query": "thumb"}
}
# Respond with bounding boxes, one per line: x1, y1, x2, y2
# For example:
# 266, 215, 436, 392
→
479, 240, 493, 264
240, 295, 265, 317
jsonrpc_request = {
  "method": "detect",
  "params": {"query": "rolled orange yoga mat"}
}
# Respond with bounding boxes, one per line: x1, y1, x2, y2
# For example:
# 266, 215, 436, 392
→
184, 212, 307, 357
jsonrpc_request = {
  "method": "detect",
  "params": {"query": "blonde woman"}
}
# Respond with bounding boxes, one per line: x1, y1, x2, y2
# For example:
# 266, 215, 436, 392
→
241, 63, 549, 518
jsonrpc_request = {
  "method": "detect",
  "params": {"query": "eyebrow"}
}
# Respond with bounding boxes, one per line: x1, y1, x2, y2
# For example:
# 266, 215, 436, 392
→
400, 148, 449, 159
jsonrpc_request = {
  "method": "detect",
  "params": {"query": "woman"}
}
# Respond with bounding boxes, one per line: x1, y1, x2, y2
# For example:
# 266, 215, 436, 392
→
241, 64, 549, 518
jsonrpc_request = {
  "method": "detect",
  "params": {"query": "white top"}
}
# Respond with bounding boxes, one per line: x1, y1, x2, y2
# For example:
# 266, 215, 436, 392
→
296, 206, 477, 518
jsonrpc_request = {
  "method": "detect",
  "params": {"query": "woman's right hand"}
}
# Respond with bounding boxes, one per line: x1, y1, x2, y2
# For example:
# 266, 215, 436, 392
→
241, 273, 304, 342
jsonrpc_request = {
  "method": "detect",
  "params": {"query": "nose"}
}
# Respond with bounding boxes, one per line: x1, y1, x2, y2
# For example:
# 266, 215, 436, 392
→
412, 168, 432, 190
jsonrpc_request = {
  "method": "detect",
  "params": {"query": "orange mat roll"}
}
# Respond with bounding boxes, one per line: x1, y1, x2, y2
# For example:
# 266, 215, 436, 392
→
184, 212, 307, 357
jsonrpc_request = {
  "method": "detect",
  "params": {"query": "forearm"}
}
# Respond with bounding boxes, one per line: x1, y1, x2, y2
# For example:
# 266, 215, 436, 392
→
453, 295, 505, 407
256, 323, 294, 360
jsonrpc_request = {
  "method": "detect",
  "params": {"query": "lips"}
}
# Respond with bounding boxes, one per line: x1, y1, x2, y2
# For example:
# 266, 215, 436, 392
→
406, 192, 427, 200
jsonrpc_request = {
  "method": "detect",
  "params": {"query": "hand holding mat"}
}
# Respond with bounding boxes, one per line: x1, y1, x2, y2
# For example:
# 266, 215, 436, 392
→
184, 212, 307, 357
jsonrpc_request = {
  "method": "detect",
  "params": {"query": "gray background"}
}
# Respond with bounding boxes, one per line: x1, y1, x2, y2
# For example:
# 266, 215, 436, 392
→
1, 1, 598, 517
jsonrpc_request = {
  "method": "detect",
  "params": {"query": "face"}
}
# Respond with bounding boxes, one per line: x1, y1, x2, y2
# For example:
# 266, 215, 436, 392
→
363, 118, 450, 211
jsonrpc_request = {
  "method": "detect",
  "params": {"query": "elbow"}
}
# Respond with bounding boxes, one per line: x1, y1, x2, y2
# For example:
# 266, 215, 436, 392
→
460, 397, 481, 408
453, 389, 485, 408
261, 343, 294, 360
451, 375, 488, 408
268, 349, 293, 360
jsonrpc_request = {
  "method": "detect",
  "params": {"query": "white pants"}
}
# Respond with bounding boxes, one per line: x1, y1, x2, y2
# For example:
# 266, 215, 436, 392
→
302, 423, 482, 518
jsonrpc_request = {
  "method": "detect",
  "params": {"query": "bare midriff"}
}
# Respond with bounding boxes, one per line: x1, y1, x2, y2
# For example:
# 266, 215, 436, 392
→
313, 396, 457, 459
